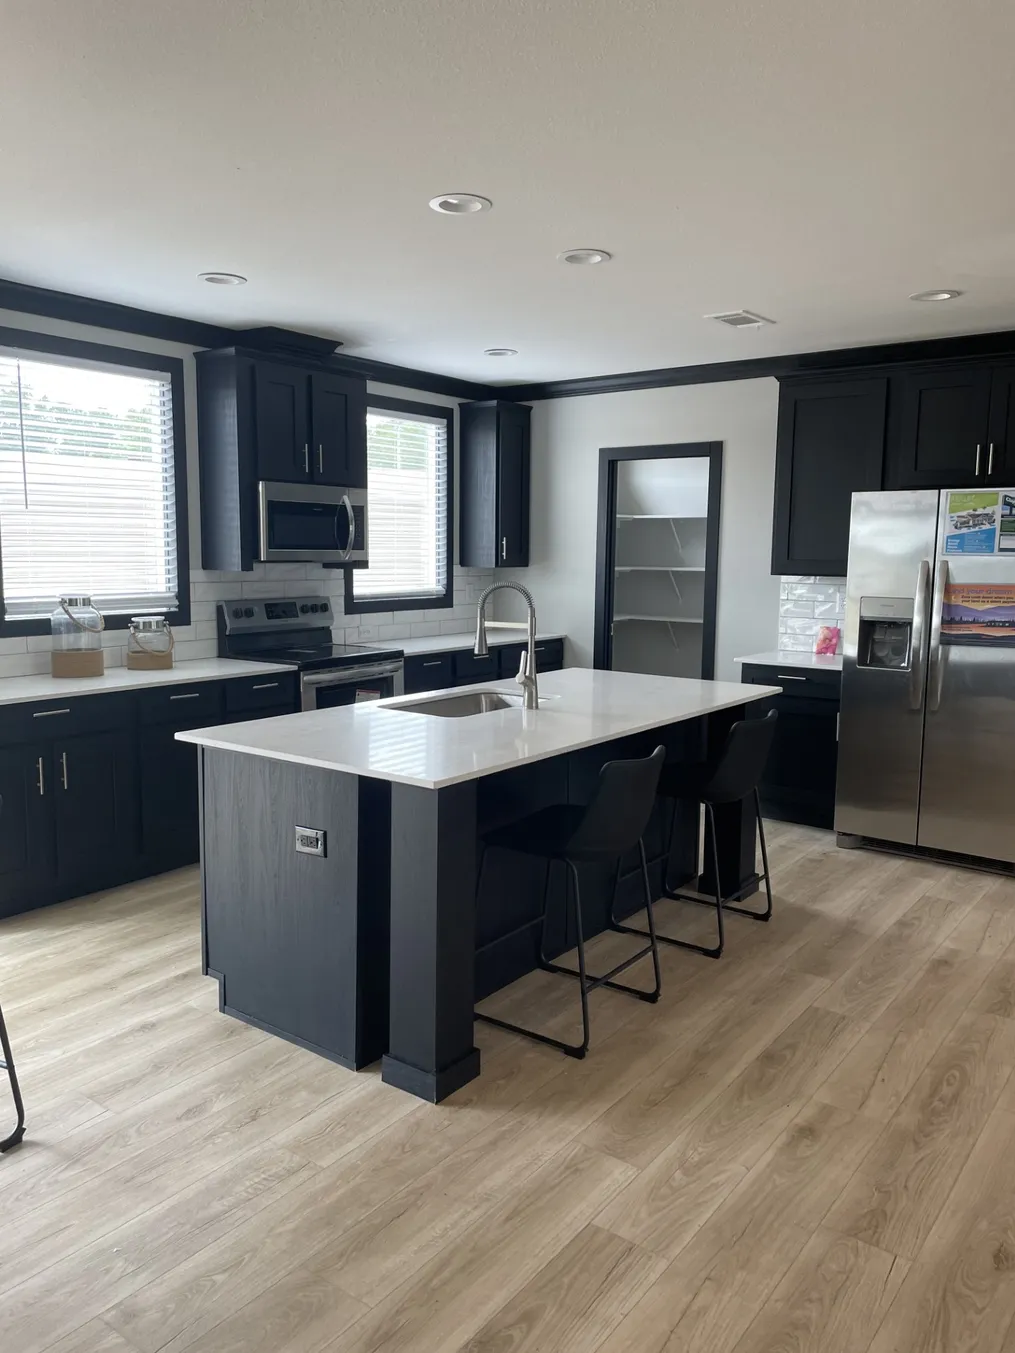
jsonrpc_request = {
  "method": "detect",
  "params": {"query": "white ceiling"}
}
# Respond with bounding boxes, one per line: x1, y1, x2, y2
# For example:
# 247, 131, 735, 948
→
4, 0, 1015, 384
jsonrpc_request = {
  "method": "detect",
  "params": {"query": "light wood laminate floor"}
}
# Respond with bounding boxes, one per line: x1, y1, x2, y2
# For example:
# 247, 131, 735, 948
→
2, 823, 1014, 1352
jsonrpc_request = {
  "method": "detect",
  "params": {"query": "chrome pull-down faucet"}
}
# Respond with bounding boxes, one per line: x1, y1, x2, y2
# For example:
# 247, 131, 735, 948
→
474, 581, 539, 710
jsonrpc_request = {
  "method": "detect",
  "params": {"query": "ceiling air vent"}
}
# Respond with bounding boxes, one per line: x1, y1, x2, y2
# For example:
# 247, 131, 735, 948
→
705, 310, 774, 329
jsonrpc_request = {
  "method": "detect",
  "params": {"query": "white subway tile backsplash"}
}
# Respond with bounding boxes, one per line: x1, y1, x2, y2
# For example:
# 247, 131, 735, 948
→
409, 622, 441, 638
778, 574, 845, 655
194, 581, 241, 602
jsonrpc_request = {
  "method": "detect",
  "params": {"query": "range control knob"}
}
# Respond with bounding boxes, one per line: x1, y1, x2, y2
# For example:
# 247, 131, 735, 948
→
309, 603, 319, 613
231, 607, 243, 619
243, 607, 255, 618
299, 603, 311, 614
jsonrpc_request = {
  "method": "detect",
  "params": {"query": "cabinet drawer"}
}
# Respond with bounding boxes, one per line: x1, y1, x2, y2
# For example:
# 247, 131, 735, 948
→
498, 640, 565, 678
454, 650, 498, 684
404, 652, 455, 694
224, 671, 299, 715
741, 663, 840, 701
0, 692, 134, 746
138, 681, 225, 727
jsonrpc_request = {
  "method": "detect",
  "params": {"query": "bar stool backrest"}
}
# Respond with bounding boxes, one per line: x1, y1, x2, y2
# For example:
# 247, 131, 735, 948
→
565, 745, 666, 860
699, 710, 779, 805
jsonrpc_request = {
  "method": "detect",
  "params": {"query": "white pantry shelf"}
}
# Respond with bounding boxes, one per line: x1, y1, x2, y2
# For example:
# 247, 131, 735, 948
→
614, 565, 705, 573
616, 513, 708, 521
613, 614, 704, 624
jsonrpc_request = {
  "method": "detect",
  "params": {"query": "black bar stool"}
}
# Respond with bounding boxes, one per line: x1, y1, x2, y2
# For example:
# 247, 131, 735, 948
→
0, 996, 25, 1153
475, 745, 666, 1059
614, 711, 777, 961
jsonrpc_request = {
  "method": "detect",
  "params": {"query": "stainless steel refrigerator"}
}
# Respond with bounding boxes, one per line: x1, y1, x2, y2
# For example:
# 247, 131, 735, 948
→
836, 487, 1015, 865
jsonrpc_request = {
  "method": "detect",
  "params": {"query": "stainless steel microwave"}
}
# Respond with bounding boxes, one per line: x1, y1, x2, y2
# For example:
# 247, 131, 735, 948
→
257, 482, 368, 565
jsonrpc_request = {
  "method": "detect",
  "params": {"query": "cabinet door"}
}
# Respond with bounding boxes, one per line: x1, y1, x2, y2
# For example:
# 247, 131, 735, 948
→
888, 367, 992, 488
139, 723, 203, 868
310, 372, 367, 486
53, 730, 138, 890
771, 378, 887, 576
496, 403, 530, 567
253, 362, 310, 482
986, 365, 1015, 486
0, 744, 55, 918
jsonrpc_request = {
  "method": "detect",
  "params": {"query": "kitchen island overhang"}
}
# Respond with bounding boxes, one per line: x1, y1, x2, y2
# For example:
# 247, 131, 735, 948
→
180, 668, 780, 1102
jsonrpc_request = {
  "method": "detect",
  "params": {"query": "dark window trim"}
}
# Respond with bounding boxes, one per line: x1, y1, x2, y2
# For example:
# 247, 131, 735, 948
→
593, 441, 723, 678
0, 323, 191, 637
344, 395, 455, 616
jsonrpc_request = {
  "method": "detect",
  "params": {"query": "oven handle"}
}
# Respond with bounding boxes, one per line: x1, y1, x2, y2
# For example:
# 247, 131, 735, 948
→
301, 661, 403, 689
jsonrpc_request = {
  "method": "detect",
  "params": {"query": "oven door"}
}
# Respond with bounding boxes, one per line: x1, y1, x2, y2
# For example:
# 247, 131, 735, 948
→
258, 482, 368, 564
301, 661, 404, 711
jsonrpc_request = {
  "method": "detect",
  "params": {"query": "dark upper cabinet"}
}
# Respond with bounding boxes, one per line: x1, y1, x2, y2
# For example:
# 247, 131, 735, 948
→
886, 366, 993, 488
986, 365, 1015, 485
310, 371, 367, 487
197, 347, 368, 571
460, 400, 531, 568
253, 362, 311, 482
771, 377, 888, 577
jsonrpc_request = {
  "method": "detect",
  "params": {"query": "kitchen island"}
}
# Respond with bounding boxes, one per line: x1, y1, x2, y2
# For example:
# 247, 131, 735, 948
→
180, 667, 779, 1101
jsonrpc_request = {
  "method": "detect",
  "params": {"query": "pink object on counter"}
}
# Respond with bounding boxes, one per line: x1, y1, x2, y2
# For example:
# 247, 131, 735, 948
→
815, 625, 841, 656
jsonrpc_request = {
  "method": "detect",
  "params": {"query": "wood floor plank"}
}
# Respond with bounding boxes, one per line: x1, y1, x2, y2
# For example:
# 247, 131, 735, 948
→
729, 1227, 908, 1353
825, 1011, 1015, 1259
457, 1223, 665, 1353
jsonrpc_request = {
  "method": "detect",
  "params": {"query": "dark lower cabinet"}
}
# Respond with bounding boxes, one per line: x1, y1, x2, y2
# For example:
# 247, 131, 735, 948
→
53, 730, 138, 892
0, 743, 55, 919
741, 662, 840, 829
0, 674, 299, 918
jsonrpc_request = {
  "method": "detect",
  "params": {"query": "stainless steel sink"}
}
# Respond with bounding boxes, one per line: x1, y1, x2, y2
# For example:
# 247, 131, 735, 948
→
393, 690, 534, 718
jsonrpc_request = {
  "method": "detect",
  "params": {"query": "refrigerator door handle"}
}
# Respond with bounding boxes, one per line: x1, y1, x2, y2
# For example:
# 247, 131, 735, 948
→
909, 558, 932, 711
927, 559, 948, 712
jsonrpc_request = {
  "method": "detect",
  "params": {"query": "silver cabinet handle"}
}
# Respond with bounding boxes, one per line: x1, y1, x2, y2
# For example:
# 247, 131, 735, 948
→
776, 673, 808, 681
60, 751, 68, 790
36, 757, 44, 796
317, 444, 324, 475
303, 443, 310, 475
422, 661, 443, 668
989, 442, 996, 476
252, 681, 279, 690
33, 708, 70, 718
501, 537, 507, 561
976, 444, 982, 476
170, 692, 201, 701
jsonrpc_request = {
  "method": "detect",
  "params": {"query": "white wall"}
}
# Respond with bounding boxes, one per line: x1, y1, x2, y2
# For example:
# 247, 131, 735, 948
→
0, 310, 493, 677
503, 378, 782, 679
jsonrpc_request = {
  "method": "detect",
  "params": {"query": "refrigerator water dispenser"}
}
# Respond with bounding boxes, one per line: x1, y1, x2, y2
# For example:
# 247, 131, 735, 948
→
857, 598, 913, 670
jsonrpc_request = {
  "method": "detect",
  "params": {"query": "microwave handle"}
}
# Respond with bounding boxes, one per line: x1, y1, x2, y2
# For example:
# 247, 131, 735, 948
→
334, 494, 356, 561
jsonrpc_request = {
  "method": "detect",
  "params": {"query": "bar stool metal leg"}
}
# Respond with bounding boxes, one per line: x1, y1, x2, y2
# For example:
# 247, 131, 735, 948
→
0, 1001, 25, 1153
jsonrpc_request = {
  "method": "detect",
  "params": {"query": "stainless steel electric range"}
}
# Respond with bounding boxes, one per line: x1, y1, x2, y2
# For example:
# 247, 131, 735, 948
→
217, 596, 404, 711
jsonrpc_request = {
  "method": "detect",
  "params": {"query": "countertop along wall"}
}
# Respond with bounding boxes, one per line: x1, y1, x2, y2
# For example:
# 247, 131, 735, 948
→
0, 308, 495, 678
499, 378, 782, 680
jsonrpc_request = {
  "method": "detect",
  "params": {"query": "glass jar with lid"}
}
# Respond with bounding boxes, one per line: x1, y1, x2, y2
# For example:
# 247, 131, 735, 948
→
50, 596, 105, 678
127, 616, 175, 670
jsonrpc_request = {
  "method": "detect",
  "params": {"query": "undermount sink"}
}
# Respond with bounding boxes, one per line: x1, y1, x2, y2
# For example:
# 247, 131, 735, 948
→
394, 690, 539, 718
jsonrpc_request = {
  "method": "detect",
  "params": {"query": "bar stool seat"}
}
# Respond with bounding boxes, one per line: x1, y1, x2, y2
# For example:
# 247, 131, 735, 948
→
476, 745, 666, 1060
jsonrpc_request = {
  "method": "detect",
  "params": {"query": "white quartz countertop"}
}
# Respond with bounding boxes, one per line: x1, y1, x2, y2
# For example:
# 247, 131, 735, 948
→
736, 650, 843, 673
394, 631, 565, 656
178, 667, 781, 790
0, 657, 295, 707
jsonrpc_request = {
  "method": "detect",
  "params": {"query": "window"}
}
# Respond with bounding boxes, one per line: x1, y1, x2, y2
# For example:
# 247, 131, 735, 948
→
0, 332, 188, 633
345, 396, 453, 613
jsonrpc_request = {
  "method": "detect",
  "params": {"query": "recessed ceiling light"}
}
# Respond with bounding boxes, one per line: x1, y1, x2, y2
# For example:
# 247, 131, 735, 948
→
483, 347, 518, 357
909, 289, 963, 302
428, 193, 492, 215
558, 248, 612, 265
198, 272, 247, 286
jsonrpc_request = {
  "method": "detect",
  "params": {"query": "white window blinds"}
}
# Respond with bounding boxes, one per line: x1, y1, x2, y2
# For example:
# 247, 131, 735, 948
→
0, 352, 180, 620
353, 408, 449, 602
